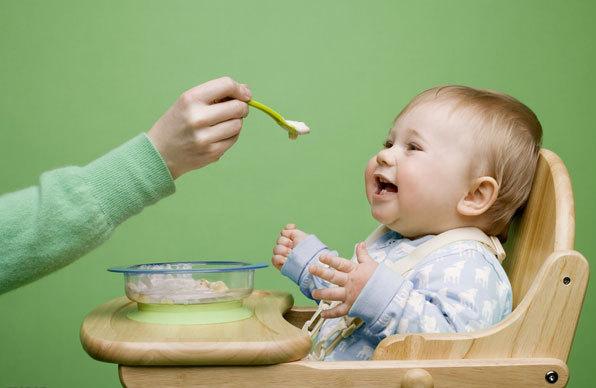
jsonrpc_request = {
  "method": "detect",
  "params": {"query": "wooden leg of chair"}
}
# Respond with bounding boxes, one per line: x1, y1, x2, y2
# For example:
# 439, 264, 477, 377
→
119, 358, 568, 388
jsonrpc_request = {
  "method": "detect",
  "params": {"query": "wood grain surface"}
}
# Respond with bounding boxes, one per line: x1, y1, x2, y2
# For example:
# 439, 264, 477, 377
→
80, 290, 312, 365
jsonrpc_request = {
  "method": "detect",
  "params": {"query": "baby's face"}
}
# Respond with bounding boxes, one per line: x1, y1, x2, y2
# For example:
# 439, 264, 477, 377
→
364, 100, 477, 238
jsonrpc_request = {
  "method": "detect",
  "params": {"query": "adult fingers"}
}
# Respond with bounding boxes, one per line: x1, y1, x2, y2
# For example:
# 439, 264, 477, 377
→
240, 83, 251, 99
195, 118, 243, 144
191, 99, 249, 128
309, 265, 348, 287
311, 287, 346, 302
319, 254, 355, 273
188, 76, 251, 104
207, 133, 240, 158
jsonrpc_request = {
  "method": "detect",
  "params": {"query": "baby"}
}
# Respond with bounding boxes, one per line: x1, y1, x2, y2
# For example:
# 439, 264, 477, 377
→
271, 85, 542, 361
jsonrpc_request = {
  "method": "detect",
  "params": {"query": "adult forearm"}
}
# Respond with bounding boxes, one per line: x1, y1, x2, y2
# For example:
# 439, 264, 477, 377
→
0, 134, 175, 294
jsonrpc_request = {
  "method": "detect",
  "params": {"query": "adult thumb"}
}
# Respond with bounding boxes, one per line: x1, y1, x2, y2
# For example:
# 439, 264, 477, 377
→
356, 242, 372, 264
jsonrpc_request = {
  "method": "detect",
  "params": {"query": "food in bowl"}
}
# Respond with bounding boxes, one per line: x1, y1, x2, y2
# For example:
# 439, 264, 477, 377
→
109, 261, 267, 305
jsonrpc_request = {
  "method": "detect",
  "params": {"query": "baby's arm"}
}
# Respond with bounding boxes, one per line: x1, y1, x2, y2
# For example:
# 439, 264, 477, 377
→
272, 224, 337, 300
350, 249, 512, 340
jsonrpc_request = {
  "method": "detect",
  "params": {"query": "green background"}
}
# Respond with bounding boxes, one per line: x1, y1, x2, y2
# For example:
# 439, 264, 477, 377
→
1, 0, 594, 386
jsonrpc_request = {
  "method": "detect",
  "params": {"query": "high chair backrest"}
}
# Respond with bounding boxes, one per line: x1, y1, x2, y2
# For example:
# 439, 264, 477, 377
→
502, 149, 575, 308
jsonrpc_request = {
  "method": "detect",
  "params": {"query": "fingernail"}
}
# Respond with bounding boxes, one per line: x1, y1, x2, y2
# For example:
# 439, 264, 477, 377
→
242, 85, 251, 100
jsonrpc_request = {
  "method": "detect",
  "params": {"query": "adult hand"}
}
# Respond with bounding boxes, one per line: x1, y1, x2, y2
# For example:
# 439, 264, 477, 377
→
309, 242, 378, 318
147, 76, 252, 179
271, 224, 308, 270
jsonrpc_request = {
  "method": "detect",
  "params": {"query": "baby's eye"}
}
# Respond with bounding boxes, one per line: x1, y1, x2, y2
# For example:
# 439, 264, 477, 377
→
407, 142, 422, 151
383, 140, 394, 149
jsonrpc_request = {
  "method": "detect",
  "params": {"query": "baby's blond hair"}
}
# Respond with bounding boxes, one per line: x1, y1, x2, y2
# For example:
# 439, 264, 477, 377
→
397, 85, 542, 239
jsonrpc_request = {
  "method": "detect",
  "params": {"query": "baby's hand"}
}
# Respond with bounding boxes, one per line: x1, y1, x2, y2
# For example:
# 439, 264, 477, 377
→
271, 224, 308, 270
309, 242, 378, 318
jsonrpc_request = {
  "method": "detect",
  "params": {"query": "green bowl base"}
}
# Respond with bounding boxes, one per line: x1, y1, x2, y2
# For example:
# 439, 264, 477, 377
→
127, 300, 252, 325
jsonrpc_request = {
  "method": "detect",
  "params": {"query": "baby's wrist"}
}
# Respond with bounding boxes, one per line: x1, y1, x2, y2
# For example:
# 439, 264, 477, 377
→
281, 234, 327, 283
349, 263, 405, 325
292, 236, 308, 249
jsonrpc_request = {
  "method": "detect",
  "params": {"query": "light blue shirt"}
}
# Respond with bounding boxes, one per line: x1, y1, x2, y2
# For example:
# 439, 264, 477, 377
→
281, 230, 513, 361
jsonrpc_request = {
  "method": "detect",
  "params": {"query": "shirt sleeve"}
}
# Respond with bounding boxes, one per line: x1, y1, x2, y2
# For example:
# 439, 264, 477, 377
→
349, 247, 512, 340
280, 234, 339, 300
0, 133, 175, 294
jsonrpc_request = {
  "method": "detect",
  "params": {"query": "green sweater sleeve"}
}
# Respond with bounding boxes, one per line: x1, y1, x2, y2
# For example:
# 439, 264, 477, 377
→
0, 133, 175, 294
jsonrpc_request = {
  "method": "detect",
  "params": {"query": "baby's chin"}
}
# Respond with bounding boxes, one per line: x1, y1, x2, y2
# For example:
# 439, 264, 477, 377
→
370, 207, 399, 227
370, 207, 415, 236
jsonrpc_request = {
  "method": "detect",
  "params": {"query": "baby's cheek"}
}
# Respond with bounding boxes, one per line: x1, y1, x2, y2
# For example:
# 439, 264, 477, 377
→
397, 168, 418, 192
364, 159, 376, 196
364, 158, 376, 179
398, 169, 430, 208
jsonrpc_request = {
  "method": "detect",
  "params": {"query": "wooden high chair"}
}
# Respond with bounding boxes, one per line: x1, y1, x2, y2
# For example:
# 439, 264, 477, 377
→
109, 149, 589, 387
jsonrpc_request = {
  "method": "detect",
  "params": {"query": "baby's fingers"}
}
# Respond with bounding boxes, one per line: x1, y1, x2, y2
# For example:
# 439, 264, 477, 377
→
309, 265, 348, 286
311, 287, 346, 302
272, 254, 287, 270
273, 244, 291, 257
321, 303, 350, 319
319, 254, 355, 273
281, 228, 299, 240
276, 236, 293, 248
279, 224, 296, 237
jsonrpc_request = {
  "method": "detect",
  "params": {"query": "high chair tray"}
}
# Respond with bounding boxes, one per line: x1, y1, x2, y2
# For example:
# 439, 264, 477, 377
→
80, 290, 311, 365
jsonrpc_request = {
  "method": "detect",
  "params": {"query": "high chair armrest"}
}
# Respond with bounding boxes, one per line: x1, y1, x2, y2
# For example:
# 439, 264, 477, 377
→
373, 250, 589, 362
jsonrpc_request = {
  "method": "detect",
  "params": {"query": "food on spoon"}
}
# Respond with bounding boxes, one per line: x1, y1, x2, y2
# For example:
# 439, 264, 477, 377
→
285, 120, 310, 138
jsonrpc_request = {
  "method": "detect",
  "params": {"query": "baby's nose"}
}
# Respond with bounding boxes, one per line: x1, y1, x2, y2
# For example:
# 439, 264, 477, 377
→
376, 148, 395, 166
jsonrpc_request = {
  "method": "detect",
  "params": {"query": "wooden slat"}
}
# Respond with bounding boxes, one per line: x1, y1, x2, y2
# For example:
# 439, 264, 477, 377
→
504, 149, 575, 308
119, 358, 568, 387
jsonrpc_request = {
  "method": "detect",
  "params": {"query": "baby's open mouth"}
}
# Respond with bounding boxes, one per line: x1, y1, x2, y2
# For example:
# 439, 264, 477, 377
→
375, 176, 398, 195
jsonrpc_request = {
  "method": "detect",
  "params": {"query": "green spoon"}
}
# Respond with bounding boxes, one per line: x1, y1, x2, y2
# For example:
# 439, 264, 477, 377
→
248, 100, 310, 140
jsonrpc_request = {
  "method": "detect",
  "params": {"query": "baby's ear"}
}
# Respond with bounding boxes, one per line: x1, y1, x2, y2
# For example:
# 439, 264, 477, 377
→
457, 177, 499, 217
